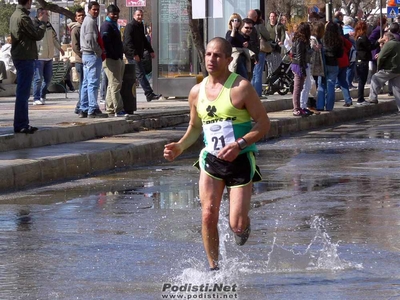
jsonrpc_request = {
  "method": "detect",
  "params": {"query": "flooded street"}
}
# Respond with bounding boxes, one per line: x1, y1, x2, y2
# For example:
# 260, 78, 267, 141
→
1, 113, 400, 299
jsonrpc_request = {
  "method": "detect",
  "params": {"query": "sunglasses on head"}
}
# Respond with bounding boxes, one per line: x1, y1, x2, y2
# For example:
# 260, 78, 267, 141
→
244, 26, 253, 30
232, 19, 239, 22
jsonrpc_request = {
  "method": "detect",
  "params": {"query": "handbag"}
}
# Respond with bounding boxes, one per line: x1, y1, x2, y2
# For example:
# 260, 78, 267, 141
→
260, 37, 272, 53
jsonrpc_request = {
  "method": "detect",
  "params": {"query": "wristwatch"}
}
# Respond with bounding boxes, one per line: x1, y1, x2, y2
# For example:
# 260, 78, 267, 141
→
236, 138, 248, 150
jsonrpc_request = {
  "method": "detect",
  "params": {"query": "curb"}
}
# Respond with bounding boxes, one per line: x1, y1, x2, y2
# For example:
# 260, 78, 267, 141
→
0, 98, 397, 193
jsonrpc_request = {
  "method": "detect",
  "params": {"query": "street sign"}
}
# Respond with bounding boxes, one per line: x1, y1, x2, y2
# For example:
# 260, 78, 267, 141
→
387, 6, 398, 17
126, 0, 146, 7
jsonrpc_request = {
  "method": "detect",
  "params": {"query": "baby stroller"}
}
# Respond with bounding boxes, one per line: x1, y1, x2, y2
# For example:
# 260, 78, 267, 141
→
262, 51, 294, 96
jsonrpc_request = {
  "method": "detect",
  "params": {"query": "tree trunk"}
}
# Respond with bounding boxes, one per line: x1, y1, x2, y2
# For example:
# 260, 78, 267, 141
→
187, 0, 207, 77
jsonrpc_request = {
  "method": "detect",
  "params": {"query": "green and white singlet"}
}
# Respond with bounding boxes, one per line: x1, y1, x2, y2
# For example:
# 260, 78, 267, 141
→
197, 73, 257, 156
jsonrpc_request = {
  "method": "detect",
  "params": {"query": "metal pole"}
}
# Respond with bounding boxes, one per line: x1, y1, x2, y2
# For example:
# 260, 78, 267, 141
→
326, 1, 333, 22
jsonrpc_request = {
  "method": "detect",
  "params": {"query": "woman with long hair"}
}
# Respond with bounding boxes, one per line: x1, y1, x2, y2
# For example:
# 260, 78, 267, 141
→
291, 22, 311, 116
225, 13, 248, 78
354, 21, 375, 105
307, 21, 325, 113
316, 22, 343, 111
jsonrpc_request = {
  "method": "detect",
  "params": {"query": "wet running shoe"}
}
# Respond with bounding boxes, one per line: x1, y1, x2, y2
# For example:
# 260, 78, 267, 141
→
210, 266, 220, 271
235, 223, 251, 246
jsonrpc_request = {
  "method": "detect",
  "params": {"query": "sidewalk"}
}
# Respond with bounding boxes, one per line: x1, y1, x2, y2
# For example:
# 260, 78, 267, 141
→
0, 86, 398, 193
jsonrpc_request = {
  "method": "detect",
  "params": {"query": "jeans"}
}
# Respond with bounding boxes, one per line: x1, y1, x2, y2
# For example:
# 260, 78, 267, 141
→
346, 61, 356, 87
317, 65, 339, 111
127, 58, 153, 96
292, 73, 306, 110
80, 54, 102, 114
337, 67, 352, 104
100, 68, 108, 100
13, 59, 35, 131
251, 52, 266, 96
356, 61, 368, 102
33, 59, 52, 100
75, 62, 84, 109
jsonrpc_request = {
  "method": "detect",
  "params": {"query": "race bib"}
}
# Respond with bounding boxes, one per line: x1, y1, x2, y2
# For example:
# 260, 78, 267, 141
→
203, 120, 235, 155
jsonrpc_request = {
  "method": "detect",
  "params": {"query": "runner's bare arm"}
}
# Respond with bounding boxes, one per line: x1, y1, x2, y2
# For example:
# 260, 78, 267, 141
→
238, 80, 270, 145
163, 84, 203, 161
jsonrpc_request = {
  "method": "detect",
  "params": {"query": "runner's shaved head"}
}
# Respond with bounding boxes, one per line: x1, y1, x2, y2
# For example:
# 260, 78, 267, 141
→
208, 37, 232, 58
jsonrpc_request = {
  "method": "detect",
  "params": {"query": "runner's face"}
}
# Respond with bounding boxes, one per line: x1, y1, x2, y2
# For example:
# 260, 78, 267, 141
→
205, 41, 230, 74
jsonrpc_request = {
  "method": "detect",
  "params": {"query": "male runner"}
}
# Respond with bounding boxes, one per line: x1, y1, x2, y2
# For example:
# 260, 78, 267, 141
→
163, 37, 270, 270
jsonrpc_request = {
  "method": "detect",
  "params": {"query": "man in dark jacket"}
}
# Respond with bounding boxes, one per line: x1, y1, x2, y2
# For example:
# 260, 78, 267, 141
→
123, 9, 161, 102
100, 5, 126, 117
368, 32, 400, 109
10, 0, 47, 134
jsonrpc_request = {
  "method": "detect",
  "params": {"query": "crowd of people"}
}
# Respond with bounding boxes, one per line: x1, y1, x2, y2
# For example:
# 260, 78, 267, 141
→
9, 0, 160, 133
224, 10, 400, 117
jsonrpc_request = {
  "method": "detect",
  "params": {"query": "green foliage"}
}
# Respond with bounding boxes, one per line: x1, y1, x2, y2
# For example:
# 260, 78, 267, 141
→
0, 1, 16, 38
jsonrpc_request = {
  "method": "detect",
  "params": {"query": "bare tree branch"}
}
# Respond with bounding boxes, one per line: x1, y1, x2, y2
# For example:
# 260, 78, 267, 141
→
36, 0, 75, 20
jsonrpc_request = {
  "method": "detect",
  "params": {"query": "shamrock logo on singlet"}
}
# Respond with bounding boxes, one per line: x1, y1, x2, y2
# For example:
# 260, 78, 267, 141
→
206, 105, 217, 117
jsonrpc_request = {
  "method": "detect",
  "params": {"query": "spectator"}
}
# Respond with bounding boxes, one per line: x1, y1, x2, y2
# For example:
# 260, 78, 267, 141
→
250, 9, 270, 97
291, 22, 312, 116
123, 9, 161, 102
368, 31, 400, 109
265, 12, 285, 76
79, 1, 108, 118
225, 13, 248, 79
69, 7, 85, 114
317, 22, 344, 111
10, 0, 47, 134
333, 11, 344, 35
337, 35, 354, 107
343, 16, 357, 88
307, 21, 325, 113
368, 16, 387, 83
387, 22, 400, 96
32, 8, 65, 105
0, 35, 16, 75
354, 20, 376, 105
100, 5, 126, 117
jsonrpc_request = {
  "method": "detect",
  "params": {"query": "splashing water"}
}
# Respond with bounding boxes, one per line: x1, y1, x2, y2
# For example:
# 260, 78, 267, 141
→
166, 211, 362, 298
263, 216, 362, 273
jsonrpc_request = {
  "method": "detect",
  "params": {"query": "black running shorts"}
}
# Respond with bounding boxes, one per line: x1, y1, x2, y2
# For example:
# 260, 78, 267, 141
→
194, 149, 262, 188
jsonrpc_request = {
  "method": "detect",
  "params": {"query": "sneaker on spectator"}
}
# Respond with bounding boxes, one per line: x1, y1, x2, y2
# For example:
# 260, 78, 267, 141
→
88, 109, 108, 118
33, 99, 43, 105
115, 110, 129, 117
368, 99, 378, 104
40, 98, 46, 104
78, 111, 88, 118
